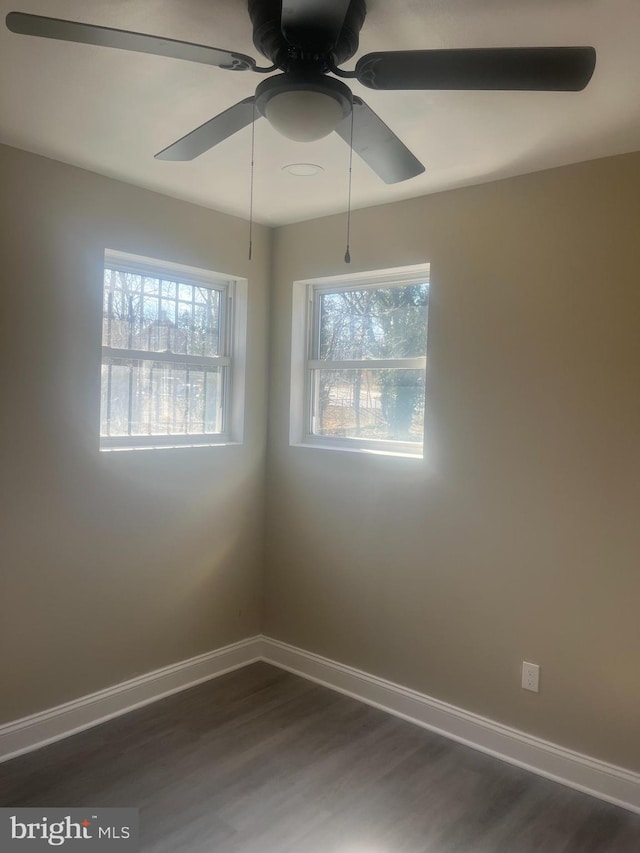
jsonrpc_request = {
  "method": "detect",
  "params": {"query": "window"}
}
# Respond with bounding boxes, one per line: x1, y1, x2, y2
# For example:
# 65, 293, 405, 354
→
100, 250, 246, 450
291, 264, 430, 457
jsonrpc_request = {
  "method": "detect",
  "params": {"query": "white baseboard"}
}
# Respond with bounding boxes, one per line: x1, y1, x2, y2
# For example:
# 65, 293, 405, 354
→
2, 634, 637, 815
0, 636, 262, 763
261, 636, 640, 815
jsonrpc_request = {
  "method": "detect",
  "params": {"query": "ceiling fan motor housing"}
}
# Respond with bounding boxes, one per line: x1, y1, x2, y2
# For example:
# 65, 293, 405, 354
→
248, 0, 366, 68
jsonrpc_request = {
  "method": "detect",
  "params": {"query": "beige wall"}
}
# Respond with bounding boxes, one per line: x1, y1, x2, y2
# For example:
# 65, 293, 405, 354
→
2, 141, 638, 773
0, 144, 271, 723
265, 152, 640, 771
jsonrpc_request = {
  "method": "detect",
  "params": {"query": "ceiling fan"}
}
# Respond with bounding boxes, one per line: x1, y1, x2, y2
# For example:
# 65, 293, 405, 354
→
6, 1, 596, 184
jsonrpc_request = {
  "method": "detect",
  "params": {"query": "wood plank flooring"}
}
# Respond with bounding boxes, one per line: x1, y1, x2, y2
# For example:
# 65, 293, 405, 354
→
1, 663, 638, 852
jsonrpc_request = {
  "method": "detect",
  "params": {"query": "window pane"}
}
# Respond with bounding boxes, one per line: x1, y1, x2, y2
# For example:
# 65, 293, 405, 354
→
103, 268, 222, 357
100, 363, 109, 435
161, 280, 176, 299
101, 358, 223, 437
311, 368, 425, 443
318, 284, 428, 361
175, 303, 192, 354
100, 360, 131, 437
143, 276, 160, 295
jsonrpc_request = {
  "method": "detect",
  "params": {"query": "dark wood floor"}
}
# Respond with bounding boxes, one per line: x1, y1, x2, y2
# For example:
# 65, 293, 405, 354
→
1, 663, 638, 852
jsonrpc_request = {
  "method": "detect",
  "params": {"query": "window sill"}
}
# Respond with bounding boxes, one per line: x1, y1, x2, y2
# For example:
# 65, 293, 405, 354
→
291, 439, 424, 460
100, 439, 241, 453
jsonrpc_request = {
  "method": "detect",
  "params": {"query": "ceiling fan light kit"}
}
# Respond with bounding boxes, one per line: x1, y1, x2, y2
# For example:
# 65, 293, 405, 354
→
255, 73, 352, 142
6, 0, 596, 183
265, 90, 341, 140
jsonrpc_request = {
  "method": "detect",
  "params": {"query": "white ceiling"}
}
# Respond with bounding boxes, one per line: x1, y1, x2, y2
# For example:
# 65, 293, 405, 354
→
1, 0, 639, 226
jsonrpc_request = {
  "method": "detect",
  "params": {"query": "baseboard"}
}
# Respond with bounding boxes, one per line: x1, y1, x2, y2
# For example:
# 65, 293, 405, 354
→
0, 636, 262, 763
2, 635, 637, 815
261, 636, 640, 815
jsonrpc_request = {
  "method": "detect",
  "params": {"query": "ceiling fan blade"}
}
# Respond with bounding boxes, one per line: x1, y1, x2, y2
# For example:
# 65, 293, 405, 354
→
155, 98, 259, 161
281, 0, 351, 52
335, 97, 425, 184
5, 11, 258, 71
354, 46, 596, 91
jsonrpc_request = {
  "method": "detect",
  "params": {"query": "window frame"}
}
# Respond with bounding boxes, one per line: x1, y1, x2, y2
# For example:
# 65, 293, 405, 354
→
100, 249, 247, 451
290, 263, 430, 458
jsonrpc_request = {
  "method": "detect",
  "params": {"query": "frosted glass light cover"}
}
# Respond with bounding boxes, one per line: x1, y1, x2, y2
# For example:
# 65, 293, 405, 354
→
265, 90, 344, 142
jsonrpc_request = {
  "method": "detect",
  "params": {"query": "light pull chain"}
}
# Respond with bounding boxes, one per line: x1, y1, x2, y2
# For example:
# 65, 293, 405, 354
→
344, 105, 354, 264
248, 101, 256, 261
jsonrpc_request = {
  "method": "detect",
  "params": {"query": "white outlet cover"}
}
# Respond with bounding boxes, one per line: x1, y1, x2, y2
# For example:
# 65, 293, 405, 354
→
522, 661, 540, 692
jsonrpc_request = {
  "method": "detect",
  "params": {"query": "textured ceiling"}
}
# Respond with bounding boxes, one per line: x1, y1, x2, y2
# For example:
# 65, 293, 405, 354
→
1, 0, 639, 225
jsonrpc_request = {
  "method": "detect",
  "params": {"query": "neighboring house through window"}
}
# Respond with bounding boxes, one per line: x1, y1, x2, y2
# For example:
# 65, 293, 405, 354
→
290, 264, 430, 457
100, 250, 246, 450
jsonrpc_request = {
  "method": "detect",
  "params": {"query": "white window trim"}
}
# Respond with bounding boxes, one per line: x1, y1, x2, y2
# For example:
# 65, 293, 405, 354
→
100, 249, 247, 451
290, 263, 430, 459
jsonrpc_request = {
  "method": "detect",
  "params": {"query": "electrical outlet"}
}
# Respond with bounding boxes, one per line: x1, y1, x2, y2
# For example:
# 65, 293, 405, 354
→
522, 661, 540, 692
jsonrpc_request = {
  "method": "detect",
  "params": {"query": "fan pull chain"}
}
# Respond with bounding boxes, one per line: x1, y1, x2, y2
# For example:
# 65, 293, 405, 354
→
344, 105, 355, 264
248, 101, 256, 261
